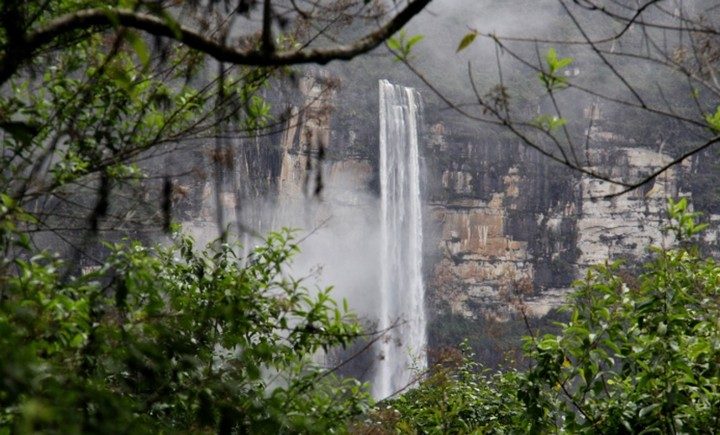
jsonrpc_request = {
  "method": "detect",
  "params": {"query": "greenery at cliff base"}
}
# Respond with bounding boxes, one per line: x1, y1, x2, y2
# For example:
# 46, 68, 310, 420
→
362, 198, 720, 434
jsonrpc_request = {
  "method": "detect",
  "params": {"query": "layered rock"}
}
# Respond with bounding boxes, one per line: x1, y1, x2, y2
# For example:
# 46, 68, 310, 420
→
576, 148, 680, 267
186, 74, 720, 367
430, 190, 535, 319
423, 119, 712, 323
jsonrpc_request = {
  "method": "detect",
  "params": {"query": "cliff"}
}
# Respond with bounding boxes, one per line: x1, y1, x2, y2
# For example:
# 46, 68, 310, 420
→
187, 73, 720, 367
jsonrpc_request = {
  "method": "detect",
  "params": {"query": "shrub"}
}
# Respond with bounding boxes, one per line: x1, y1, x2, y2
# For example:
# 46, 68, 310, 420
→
0, 228, 371, 433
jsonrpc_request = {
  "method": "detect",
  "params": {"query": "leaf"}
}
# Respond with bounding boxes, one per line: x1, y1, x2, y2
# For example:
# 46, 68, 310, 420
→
387, 30, 424, 61
531, 114, 567, 131
656, 321, 667, 336
546, 47, 558, 66
125, 31, 150, 67
457, 32, 477, 52
705, 106, 720, 133
407, 34, 425, 50
542, 47, 573, 87
638, 403, 660, 418
555, 57, 573, 70
387, 35, 402, 52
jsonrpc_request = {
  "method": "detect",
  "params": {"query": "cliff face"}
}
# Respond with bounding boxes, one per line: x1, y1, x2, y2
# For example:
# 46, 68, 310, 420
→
205, 75, 719, 366
576, 148, 680, 267
424, 139, 687, 321
428, 120, 709, 291
417, 111, 720, 366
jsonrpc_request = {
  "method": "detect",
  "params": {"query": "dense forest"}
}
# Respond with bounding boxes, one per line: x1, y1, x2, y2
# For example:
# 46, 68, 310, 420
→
2, 0, 720, 433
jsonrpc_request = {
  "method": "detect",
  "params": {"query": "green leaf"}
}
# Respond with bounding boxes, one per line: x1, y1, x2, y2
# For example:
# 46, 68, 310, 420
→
638, 403, 660, 418
1, 193, 16, 208
540, 48, 573, 90
545, 48, 573, 73
546, 47, 558, 67
387, 35, 402, 52
387, 30, 424, 61
407, 34, 425, 50
125, 31, 150, 67
705, 106, 720, 133
457, 32, 477, 52
531, 114, 567, 131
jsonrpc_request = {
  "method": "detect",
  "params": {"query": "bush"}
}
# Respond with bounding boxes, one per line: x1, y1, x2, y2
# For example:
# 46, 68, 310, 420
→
520, 198, 720, 433
367, 198, 720, 434
0, 228, 371, 433
359, 344, 527, 434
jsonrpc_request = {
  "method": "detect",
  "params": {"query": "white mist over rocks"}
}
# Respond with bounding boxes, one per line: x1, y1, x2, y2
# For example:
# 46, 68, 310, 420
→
185, 170, 384, 325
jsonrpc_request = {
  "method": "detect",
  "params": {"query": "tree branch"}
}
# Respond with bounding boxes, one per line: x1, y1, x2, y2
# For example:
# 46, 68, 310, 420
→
602, 135, 720, 199
261, 0, 275, 54
0, 1, 432, 85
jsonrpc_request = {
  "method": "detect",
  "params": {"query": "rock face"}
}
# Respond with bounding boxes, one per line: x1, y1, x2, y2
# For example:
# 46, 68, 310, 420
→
576, 148, 679, 267
278, 75, 335, 199
430, 191, 535, 319
275, 73, 376, 220
416, 110, 720, 366
422, 119, 577, 321
194, 74, 720, 366
426, 143, 688, 321
424, 115, 706, 306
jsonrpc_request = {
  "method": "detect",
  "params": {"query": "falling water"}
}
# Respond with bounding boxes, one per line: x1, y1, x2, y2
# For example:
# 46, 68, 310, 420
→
375, 80, 426, 399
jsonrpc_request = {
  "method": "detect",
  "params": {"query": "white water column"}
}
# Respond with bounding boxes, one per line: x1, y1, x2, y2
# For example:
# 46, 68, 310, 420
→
375, 79, 426, 399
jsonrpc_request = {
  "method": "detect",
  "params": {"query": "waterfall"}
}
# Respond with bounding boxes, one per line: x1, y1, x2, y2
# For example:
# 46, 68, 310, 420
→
375, 80, 426, 399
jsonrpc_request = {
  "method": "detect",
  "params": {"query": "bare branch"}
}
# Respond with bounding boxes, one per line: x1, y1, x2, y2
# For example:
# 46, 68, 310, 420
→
0, 1, 432, 85
561, 0, 647, 108
262, 0, 275, 53
602, 135, 720, 198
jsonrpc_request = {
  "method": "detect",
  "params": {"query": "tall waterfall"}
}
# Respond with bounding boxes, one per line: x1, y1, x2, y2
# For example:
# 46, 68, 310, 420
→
375, 80, 426, 399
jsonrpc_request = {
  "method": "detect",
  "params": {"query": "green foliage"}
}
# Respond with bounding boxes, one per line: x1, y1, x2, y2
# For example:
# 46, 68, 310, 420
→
518, 201, 720, 433
667, 197, 708, 240
360, 344, 527, 434
387, 30, 424, 62
0, 3, 377, 432
531, 114, 567, 131
0, 229, 371, 433
539, 47, 573, 91
1, 4, 275, 209
706, 106, 720, 134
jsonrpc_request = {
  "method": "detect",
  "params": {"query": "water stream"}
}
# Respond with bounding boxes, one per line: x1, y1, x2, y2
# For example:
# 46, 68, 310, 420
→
375, 79, 426, 399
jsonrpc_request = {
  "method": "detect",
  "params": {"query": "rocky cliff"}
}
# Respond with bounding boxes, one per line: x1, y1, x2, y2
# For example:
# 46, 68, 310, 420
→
193, 73, 720, 367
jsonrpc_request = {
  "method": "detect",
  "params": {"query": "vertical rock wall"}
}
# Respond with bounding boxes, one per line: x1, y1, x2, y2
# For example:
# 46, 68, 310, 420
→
187, 74, 720, 367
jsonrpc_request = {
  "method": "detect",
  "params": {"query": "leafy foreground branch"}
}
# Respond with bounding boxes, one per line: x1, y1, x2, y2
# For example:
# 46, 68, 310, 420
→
4, 197, 720, 434
0, 227, 370, 433
362, 199, 720, 434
